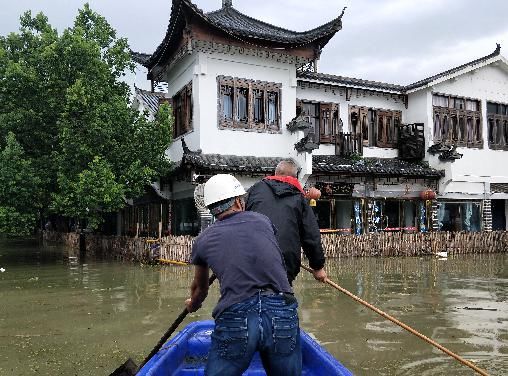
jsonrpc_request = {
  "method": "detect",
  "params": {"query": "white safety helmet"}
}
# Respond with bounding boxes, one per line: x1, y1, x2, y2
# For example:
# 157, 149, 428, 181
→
204, 174, 246, 208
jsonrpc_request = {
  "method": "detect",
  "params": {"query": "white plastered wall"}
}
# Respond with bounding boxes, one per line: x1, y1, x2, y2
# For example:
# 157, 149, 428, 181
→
183, 52, 312, 182
164, 53, 200, 163
411, 63, 508, 199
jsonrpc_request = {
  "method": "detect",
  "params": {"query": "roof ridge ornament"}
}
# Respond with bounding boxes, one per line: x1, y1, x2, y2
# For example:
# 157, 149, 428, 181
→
222, 0, 232, 8
181, 138, 202, 155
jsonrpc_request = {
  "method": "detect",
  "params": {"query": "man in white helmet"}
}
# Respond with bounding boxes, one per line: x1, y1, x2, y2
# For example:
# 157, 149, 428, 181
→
185, 174, 301, 376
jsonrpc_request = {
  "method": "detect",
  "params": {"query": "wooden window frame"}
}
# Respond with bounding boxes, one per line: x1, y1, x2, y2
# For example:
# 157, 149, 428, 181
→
432, 93, 482, 148
376, 109, 400, 148
217, 76, 281, 133
172, 82, 193, 139
253, 88, 265, 125
487, 101, 508, 150
349, 105, 401, 148
267, 90, 280, 131
298, 100, 340, 144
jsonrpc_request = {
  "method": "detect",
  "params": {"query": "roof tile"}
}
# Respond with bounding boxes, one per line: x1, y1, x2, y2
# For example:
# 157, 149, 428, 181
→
178, 151, 443, 179
312, 155, 443, 178
134, 86, 167, 114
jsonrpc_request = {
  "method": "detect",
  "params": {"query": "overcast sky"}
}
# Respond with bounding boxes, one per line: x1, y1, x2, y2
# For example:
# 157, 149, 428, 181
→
2, 0, 508, 89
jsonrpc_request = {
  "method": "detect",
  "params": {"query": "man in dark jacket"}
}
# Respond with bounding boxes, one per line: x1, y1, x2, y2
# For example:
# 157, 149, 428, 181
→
246, 159, 327, 285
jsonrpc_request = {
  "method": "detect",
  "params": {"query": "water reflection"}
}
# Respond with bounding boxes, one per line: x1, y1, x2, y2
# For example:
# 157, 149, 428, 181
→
296, 255, 508, 375
0, 240, 506, 375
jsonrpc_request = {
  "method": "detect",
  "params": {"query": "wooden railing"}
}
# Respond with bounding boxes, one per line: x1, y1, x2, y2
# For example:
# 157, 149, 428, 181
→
398, 123, 425, 160
335, 132, 363, 156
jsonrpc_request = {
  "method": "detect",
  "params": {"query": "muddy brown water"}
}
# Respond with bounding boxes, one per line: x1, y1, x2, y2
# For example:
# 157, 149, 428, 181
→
0, 239, 506, 375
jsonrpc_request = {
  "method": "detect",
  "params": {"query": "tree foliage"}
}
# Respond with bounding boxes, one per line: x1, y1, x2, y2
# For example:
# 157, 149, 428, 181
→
52, 156, 126, 230
0, 5, 173, 233
0, 133, 42, 235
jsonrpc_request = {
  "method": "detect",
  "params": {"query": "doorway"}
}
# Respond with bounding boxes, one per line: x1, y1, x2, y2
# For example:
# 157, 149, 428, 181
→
492, 199, 507, 230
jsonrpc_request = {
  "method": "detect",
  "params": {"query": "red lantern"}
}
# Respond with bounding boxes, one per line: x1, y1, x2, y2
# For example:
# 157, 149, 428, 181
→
305, 187, 321, 200
420, 189, 436, 200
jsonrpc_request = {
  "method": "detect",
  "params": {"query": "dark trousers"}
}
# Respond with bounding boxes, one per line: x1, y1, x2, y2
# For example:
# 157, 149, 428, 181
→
206, 293, 302, 376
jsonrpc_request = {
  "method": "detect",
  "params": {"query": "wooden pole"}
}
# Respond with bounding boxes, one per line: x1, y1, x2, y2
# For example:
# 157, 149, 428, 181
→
111, 274, 217, 376
301, 265, 489, 376
158, 258, 189, 266
159, 203, 163, 239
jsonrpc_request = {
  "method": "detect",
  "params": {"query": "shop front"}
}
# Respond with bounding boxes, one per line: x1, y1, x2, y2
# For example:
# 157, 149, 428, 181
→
311, 194, 432, 235
436, 201, 482, 232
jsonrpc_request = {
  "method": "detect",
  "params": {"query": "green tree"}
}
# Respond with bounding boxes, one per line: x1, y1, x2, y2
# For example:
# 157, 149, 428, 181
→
0, 133, 42, 236
52, 156, 126, 230
0, 5, 173, 233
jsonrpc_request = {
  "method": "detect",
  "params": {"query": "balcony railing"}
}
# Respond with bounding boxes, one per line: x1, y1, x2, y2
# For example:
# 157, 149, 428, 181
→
398, 123, 425, 160
335, 132, 363, 157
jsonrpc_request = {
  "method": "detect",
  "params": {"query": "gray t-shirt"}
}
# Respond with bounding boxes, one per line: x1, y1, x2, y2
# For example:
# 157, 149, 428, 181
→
191, 211, 292, 318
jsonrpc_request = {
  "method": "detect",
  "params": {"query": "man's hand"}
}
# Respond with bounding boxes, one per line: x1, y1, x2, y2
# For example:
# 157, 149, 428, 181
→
185, 298, 201, 313
186, 265, 209, 313
312, 268, 327, 282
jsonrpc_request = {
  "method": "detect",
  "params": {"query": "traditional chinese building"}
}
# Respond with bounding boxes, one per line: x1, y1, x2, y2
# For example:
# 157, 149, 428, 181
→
128, 0, 508, 236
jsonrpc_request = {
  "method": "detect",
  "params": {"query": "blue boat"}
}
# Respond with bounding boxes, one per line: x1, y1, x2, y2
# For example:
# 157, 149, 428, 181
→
137, 320, 353, 375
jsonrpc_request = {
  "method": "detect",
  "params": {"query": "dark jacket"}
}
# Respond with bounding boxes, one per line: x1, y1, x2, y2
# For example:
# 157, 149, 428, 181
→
246, 179, 325, 283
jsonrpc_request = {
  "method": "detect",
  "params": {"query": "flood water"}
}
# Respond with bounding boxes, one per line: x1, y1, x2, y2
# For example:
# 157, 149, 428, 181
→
0, 239, 506, 376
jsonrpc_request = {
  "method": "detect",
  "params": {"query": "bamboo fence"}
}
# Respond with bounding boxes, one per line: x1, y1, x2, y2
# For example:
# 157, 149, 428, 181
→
43, 231, 80, 248
43, 230, 508, 262
157, 236, 194, 262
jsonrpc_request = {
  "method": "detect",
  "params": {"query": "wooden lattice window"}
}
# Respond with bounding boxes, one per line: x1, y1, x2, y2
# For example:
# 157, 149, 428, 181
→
376, 109, 400, 147
267, 91, 279, 131
253, 89, 264, 124
491, 183, 508, 193
487, 101, 508, 150
217, 76, 281, 132
432, 93, 482, 147
298, 100, 340, 144
349, 105, 400, 148
221, 85, 233, 120
172, 82, 193, 138
235, 87, 249, 125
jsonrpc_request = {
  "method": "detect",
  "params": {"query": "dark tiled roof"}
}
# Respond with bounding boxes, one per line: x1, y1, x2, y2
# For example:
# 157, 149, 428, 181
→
181, 152, 284, 174
134, 86, 167, 114
143, 0, 344, 70
130, 51, 152, 65
404, 44, 502, 91
299, 44, 503, 94
206, 6, 343, 45
298, 71, 404, 93
313, 155, 444, 179
178, 150, 443, 179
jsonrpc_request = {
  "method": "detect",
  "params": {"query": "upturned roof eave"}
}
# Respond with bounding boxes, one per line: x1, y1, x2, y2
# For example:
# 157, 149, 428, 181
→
404, 44, 503, 93
297, 45, 507, 95
205, 6, 343, 46
144, 0, 344, 72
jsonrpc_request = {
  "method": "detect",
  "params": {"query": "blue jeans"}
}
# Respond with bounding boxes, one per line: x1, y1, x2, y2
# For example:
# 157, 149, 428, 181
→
206, 292, 302, 376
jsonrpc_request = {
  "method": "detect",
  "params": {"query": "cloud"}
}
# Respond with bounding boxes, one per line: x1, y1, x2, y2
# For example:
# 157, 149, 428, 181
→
319, 0, 508, 83
353, 0, 450, 25
1, 0, 508, 85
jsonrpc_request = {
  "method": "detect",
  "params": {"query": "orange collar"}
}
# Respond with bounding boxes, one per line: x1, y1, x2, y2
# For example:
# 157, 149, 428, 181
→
264, 176, 304, 194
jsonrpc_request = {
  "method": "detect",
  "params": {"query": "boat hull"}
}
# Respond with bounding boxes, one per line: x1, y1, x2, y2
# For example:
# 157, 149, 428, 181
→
138, 320, 353, 375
